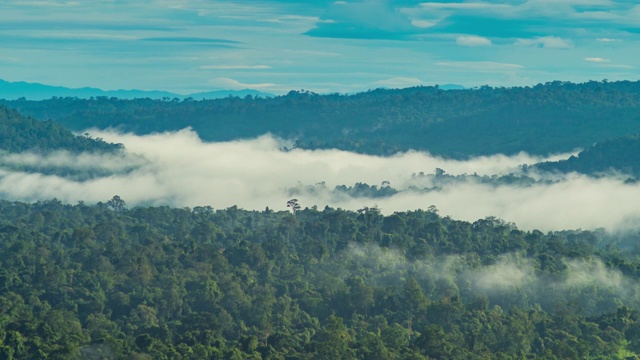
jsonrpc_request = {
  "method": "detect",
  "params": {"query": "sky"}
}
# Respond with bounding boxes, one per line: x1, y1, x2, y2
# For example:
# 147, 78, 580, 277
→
3, 128, 640, 232
1, 0, 639, 95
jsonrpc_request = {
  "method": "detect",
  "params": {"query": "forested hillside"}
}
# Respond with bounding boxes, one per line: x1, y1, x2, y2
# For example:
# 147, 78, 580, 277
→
3, 80, 640, 158
1, 200, 640, 359
0, 105, 120, 154
4, 82, 640, 359
535, 135, 640, 178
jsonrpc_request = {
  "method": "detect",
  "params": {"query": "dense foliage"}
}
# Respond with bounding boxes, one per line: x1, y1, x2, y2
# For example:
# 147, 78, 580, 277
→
3, 80, 640, 359
535, 135, 640, 178
3, 80, 640, 158
0, 106, 120, 154
2, 199, 640, 359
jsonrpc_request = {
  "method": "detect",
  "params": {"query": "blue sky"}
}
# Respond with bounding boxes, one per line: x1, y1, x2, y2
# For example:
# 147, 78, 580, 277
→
1, 0, 638, 94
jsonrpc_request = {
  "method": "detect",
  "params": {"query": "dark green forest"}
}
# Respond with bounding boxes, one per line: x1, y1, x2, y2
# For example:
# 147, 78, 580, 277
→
535, 135, 640, 178
3, 82, 640, 359
1, 199, 640, 359
5, 98, 640, 182
0, 106, 120, 154
4, 80, 640, 158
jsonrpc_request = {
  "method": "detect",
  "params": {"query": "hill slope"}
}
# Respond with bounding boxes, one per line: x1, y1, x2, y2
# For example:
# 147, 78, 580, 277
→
0, 105, 120, 153
534, 135, 640, 177
0, 200, 638, 359
3, 80, 640, 158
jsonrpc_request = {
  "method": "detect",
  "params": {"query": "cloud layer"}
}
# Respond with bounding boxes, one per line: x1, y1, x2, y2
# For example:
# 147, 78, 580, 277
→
0, 0, 638, 94
1, 129, 640, 232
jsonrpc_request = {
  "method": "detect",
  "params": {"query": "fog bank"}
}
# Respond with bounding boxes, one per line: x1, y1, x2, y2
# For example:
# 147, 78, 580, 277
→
343, 244, 639, 315
0, 128, 637, 232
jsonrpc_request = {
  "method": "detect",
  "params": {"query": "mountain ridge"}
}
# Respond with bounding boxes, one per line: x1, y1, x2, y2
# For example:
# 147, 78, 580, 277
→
4, 80, 640, 159
0, 79, 273, 100
533, 134, 640, 178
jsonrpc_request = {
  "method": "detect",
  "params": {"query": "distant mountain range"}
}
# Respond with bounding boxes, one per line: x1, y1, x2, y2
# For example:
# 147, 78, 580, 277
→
0, 79, 273, 100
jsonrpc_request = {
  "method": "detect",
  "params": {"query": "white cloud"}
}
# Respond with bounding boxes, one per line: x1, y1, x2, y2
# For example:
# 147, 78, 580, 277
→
0, 56, 21, 64
469, 256, 536, 290
466, 255, 640, 313
200, 65, 271, 70
456, 35, 492, 47
564, 259, 625, 289
583, 58, 635, 69
282, 49, 341, 57
515, 36, 572, 49
436, 61, 524, 70
10, 1, 80, 7
584, 57, 610, 62
2, 129, 640, 232
1, 0, 639, 95
311, 0, 418, 36
207, 77, 276, 89
386, 176, 640, 232
411, 19, 435, 28
32, 32, 136, 41
420, 2, 510, 11
258, 14, 320, 24
598, 64, 636, 69
344, 246, 640, 315
371, 77, 423, 88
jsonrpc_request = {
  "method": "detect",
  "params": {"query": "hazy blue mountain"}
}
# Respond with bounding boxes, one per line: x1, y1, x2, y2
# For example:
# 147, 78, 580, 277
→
0, 79, 272, 100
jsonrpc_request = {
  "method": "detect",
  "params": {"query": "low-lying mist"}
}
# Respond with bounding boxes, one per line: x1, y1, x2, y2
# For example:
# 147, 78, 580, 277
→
0, 128, 638, 232
340, 243, 638, 315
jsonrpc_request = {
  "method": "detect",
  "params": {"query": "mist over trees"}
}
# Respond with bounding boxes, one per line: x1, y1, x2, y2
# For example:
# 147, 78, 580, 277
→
4, 80, 640, 158
4, 80, 640, 358
1, 200, 640, 359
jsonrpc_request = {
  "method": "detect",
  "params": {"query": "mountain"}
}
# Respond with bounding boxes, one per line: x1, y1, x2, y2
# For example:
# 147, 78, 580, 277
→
0, 79, 273, 101
3, 80, 640, 158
